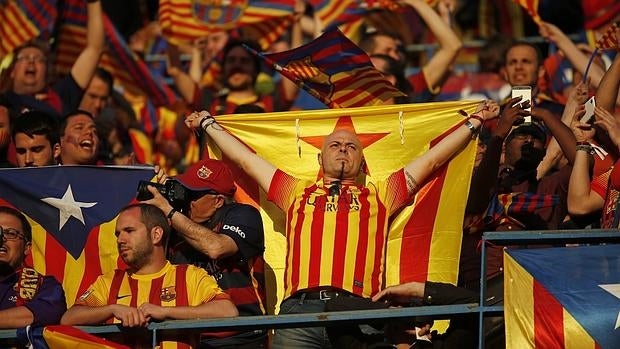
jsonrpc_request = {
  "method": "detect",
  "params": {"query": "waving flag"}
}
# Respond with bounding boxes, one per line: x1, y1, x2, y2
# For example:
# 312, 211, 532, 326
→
595, 21, 620, 50
505, 245, 620, 348
0, 0, 57, 58
159, 0, 295, 48
261, 28, 406, 108
205, 100, 479, 310
0, 166, 154, 306
54, 0, 178, 107
513, 0, 542, 25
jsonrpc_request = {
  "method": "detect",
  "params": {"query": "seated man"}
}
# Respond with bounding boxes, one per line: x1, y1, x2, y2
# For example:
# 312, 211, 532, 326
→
0, 206, 66, 328
61, 203, 238, 348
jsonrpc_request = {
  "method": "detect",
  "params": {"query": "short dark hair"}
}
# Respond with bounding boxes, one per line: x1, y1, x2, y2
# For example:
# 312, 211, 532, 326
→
0, 206, 32, 242
221, 39, 262, 81
505, 41, 544, 67
94, 67, 114, 92
11, 110, 59, 145
358, 31, 402, 54
59, 109, 94, 136
119, 203, 170, 243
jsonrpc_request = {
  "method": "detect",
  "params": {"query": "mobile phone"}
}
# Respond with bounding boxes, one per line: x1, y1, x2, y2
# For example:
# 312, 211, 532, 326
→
580, 96, 596, 124
512, 86, 532, 124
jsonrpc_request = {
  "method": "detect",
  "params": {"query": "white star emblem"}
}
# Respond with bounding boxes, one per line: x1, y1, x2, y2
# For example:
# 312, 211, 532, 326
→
41, 185, 97, 229
599, 284, 620, 329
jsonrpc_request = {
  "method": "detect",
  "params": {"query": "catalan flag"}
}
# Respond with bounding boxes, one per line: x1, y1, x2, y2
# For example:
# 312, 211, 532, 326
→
512, 0, 542, 25
54, 0, 178, 107
0, 0, 57, 59
159, 0, 295, 48
504, 245, 620, 348
19, 325, 129, 349
205, 100, 479, 310
0, 166, 154, 306
595, 21, 619, 50
261, 28, 406, 108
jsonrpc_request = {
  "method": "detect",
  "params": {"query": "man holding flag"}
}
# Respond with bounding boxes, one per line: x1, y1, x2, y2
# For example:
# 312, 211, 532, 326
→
184, 102, 497, 348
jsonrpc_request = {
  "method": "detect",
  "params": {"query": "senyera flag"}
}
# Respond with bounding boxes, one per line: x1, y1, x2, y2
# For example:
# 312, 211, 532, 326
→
203, 101, 479, 309
0, 166, 154, 306
18, 325, 129, 349
504, 245, 620, 348
259, 27, 406, 108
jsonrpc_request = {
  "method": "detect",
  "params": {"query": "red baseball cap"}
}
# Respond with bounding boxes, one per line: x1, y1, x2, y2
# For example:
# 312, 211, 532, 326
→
175, 159, 237, 197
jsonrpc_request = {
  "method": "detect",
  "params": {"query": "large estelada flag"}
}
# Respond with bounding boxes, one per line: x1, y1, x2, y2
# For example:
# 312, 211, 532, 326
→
262, 28, 406, 108
54, 0, 178, 107
504, 245, 620, 348
206, 101, 479, 310
0, 166, 154, 306
159, 0, 295, 49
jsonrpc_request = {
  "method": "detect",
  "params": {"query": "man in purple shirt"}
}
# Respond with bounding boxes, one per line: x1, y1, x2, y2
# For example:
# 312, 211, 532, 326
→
0, 206, 66, 328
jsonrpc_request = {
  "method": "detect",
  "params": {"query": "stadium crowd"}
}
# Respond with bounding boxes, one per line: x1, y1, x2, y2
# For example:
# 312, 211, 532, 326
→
0, 0, 619, 348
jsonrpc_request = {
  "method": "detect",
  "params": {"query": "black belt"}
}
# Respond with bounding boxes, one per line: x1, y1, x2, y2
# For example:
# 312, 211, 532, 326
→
291, 289, 358, 301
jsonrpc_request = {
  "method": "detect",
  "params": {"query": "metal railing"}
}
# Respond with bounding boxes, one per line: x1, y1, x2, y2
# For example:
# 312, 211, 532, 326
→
0, 229, 616, 348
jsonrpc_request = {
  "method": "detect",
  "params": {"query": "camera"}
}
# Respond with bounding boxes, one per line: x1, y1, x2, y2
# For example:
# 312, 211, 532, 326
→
136, 179, 189, 211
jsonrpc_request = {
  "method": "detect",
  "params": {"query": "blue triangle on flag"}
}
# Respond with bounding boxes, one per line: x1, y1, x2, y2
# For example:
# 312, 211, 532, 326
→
0, 166, 153, 259
507, 245, 620, 348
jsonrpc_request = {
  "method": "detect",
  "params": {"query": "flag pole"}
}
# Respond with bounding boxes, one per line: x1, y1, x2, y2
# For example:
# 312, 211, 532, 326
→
582, 48, 598, 84
242, 43, 341, 108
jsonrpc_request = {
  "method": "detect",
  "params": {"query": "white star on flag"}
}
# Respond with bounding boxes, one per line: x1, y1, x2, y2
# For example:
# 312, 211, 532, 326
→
599, 284, 620, 329
41, 185, 97, 230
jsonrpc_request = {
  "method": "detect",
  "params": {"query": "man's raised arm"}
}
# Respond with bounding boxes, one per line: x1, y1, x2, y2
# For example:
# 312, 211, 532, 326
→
187, 111, 277, 193
71, 0, 105, 88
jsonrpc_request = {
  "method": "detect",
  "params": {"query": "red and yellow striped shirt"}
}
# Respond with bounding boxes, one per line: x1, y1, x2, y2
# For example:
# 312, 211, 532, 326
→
77, 262, 227, 349
268, 169, 411, 298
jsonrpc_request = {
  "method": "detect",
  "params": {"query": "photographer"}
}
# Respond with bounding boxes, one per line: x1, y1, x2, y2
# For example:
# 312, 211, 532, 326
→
141, 159, 267, 348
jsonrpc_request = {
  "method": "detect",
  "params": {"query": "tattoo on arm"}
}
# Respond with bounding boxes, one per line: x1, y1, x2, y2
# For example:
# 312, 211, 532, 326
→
405, 170, 419, 194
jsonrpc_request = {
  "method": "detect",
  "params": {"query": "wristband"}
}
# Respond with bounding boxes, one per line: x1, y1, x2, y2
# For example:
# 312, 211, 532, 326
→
464, 120, 479, 139
469, 114, 485, 125
576, 141, 591, 146
166, 208, 177, 219
200, 117, 216, 131
576, 144, 594, 154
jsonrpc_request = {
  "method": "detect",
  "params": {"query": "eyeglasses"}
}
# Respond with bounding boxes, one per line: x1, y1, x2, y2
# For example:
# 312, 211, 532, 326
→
0, 227, 27, 241
15, 55, 47, 64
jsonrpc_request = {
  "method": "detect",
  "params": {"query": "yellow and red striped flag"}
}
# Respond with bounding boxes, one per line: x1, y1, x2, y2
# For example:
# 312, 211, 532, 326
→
504, 245, 620, 348
205, 101, 479, 310
513, 0, 542, 25
595, 21, 620, 50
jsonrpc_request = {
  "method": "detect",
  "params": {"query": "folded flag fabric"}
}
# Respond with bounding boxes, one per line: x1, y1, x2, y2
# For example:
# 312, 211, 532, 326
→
18, 325, 129, 349
505, 245, 620, 348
